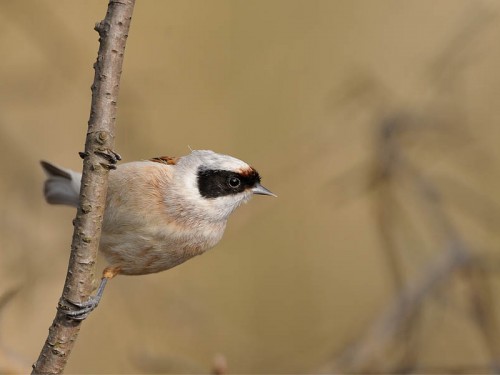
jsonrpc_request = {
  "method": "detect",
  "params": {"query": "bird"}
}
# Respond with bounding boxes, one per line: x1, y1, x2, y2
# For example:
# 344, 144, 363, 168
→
41, 150, 275, 319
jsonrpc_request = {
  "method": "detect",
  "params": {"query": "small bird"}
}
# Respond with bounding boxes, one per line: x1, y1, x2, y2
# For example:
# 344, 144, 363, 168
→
41, 150, 275, 319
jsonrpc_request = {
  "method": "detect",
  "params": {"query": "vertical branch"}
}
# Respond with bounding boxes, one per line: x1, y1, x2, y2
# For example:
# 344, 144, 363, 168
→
32, 1, 135, 374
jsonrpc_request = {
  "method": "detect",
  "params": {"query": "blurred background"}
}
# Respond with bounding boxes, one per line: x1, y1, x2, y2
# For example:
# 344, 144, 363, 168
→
2, 0, 500, 373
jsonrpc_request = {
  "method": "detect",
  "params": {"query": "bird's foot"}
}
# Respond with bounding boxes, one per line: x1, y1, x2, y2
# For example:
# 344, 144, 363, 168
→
59, 295, 101, 321
95, 149, 122, 169
78, 149, 121, 170
58, 277, 108, 321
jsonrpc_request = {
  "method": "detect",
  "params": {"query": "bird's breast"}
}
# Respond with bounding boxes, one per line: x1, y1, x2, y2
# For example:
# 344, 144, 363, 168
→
99, 219, 226, 275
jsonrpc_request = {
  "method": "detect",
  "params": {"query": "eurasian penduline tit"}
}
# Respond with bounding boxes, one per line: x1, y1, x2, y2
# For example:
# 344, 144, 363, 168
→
41, 149, 276, 319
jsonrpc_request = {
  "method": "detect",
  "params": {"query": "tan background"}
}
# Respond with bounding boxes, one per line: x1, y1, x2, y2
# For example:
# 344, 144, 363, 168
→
2, 1, 500, 373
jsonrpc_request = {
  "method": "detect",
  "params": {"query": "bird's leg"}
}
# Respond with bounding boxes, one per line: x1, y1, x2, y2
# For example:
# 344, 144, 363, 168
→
62, 278, 108, 320
59, 266, 120, 321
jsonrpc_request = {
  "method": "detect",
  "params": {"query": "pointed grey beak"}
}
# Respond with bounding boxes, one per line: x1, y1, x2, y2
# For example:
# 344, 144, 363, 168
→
252, 183, 277, 197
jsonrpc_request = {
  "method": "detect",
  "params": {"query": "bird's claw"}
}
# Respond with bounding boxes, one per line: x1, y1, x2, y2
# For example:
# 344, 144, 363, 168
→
95, 149, 121, 170
79, 151, 89, 159
57, 277, 108, 321
79, 149, 121, 170
59, 296, 101, 321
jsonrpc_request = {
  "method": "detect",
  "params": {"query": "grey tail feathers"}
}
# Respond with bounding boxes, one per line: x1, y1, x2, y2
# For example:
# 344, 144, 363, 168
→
40, 161, 82, 207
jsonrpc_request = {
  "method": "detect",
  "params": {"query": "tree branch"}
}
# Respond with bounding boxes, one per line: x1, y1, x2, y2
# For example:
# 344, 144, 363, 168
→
32, 1, 135, 373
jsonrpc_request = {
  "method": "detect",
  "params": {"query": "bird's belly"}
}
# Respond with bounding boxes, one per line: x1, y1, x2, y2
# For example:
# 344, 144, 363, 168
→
99, 223, 225, 275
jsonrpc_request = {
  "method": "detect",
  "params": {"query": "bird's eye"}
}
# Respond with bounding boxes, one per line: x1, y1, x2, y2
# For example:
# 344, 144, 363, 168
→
228, 176, 241, 188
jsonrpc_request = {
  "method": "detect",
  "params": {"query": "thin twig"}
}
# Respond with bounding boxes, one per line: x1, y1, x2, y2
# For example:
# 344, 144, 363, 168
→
325, 242, 470, 373
31, 1, 135, 373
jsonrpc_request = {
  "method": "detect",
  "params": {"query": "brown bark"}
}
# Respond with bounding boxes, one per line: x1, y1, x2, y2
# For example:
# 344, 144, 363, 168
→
32, 1, 135, 373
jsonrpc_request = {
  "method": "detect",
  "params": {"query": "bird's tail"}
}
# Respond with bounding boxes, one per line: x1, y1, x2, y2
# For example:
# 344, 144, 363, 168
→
40, 161, 81, 207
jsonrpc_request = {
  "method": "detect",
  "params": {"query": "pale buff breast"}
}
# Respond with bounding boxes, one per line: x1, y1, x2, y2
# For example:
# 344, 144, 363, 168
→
99, 161, 227, 275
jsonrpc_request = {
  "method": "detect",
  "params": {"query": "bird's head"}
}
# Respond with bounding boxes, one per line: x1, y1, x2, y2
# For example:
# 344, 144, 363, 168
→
167, 150, 275, 223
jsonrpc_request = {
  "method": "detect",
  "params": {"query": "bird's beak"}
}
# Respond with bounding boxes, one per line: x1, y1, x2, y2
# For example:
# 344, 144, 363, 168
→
252, 183, 277, 197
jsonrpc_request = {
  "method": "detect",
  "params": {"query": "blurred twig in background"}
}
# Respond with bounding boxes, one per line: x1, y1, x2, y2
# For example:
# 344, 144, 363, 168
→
0, 287, 26, 374
131, 350, 228, 375
321, 7, 500, 374
326, 116, 500, 373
